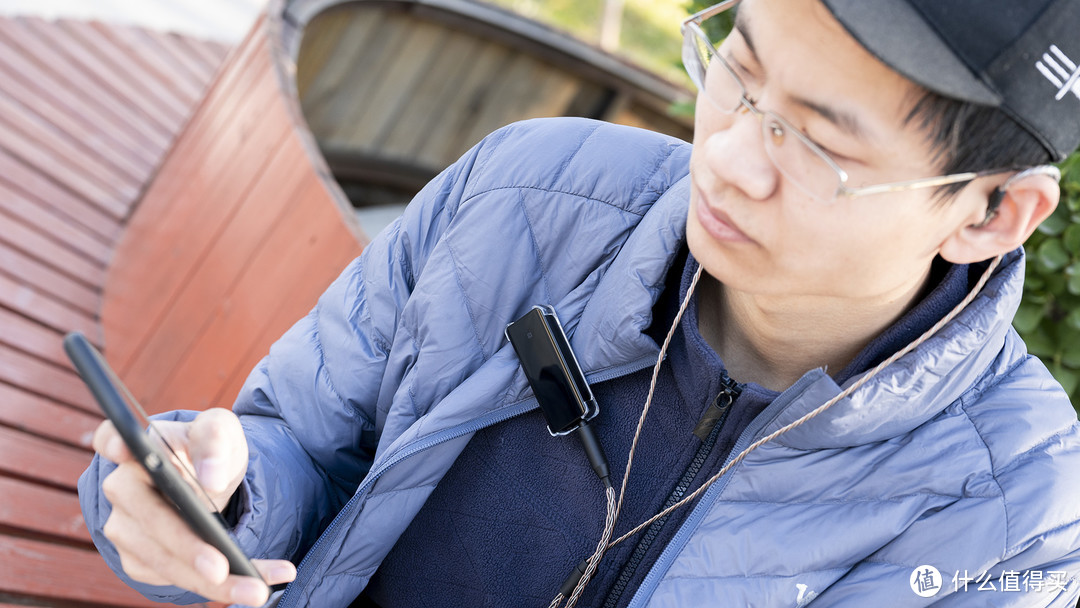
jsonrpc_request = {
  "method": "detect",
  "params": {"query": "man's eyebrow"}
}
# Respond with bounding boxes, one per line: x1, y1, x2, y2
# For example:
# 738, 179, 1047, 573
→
792, 96, 872, 142
733, 9, 757, 60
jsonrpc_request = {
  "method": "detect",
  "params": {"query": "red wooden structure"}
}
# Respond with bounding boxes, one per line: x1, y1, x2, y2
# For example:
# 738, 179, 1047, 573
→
0, 16, 228, 607
2, 1, 692, 605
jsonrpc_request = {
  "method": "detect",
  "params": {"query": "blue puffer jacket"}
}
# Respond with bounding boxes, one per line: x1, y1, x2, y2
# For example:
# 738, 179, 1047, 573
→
81, 118, 1080, 607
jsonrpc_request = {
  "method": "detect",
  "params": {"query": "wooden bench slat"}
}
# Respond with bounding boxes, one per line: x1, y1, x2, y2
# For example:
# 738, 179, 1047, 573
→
91, 22, 204, 104
0, 19, 172, 152
0, 181, 112, 266
0, 240, 100, 316
0, 534, 164, 607
0, 342, 97, 415
0, 35, 163, 168
0, 147, 125, 245
146, 29, 217, 84
0, 306, 74, 369
0, 426, 91, 490
0, 58, 150, 184
60, 20, 195, 125
0, 207, 106, 289
0, 114, 130, 220
18, 16, 182, 136
0, 476, 90, 543
105, 55, 284, 373
0, 277, 99, 349
0, 381, 100, 450
125, 136, 313, 406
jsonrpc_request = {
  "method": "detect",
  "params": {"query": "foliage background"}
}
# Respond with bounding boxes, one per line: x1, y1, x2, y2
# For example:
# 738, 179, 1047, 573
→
486, 0, 1080, 411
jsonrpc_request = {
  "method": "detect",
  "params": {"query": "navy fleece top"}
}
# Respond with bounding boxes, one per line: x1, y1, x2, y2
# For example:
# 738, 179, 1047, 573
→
362, 249, 970, 608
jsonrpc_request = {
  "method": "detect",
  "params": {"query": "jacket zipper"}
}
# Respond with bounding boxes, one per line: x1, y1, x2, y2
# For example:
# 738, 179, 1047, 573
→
601, 373, 742, 608
277, 355, 660, 607
625, 372, 827, 608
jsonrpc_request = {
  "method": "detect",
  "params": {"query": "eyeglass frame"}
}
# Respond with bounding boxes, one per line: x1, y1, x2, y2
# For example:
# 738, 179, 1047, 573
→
681, 0, 1054, 203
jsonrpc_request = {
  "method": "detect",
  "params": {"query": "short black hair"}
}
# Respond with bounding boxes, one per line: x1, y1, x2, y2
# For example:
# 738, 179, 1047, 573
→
905, 91, 1052, 198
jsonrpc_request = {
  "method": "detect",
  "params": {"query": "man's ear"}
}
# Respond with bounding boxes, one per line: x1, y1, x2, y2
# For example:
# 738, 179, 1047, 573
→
940, 172, 1060, 265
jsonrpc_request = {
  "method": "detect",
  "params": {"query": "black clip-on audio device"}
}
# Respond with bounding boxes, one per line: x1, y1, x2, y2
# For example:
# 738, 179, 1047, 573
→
505, 305, 611, 488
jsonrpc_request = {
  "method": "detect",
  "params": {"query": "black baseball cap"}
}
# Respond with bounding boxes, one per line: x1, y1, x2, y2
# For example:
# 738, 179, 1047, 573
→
822, 0, 1080, 161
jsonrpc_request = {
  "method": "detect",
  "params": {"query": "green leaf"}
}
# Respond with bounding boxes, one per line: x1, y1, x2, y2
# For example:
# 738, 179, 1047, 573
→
1068, 307, 1080, 331
1024, 326, 1057, 359
1064, 340, 1080, 368
1069, 262, 1080, 296
1050, 363, 1080, 395
1039, 210, 1070, 236
1065, 224, 1080, 255
1013, 302, 1044, 334
1037, 238, 1071, 272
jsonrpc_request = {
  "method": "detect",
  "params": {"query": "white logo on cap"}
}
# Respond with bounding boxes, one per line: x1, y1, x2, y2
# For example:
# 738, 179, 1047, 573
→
1036, 44, 1080, 101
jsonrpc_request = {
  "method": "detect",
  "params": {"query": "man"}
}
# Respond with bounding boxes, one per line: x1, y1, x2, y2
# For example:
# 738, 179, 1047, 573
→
80, 0, 1080, 605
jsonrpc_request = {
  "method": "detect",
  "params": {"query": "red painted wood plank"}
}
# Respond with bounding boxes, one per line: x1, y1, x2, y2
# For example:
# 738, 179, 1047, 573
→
151, 29, 217, 83
0, 91, 143, 202
0, 275, 99, 343
0, 381, 100, 450
0, 342, 97, 415
100, 31, 271, 363
59, 20, 192, 127
0, 34, 163, 169
0, 534, 163, 606
178, 34, 230, 77
0, 19, 172, 152
106, 54, 283, 373
0, 207, 105, 290
0, 150, 122, 244
0, 181, 112, 267
126, 136, 313, 405
0, 477, 90, 544
91, 22, 205, 104
0, 240, 100, 316
208, 199, 363, 410
17, 16, 182, 136
0, 306, 72, 369
0, 426, 90, 489
0, 58, 150, 184
0, 115, 131, 221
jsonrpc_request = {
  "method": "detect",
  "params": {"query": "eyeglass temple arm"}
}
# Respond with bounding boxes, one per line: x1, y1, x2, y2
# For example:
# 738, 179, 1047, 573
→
685, 0, 740, 26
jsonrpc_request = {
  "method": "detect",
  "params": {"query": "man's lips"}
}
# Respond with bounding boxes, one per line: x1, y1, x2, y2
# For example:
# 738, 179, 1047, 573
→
694, 189, 753, 244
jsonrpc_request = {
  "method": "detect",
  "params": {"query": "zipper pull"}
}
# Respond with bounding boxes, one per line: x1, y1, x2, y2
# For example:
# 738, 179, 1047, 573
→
692, 374, 742, 441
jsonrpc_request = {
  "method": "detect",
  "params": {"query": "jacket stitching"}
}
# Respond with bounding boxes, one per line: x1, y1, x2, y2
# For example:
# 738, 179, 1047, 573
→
444, 239, 491, 362
957, 358, 1025, 558
550, 121, 602, 187
659, 566, 849, 581
715, 491, 988, 505
461, 185, 648, 216
514, 189, 553, 304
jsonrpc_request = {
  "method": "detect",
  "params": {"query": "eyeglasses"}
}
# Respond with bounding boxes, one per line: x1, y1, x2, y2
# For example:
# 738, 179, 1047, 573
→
681, 0, 1000, 203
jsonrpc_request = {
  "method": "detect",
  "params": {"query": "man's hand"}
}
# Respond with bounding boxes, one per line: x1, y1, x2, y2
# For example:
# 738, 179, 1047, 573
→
93, 408, 296, 606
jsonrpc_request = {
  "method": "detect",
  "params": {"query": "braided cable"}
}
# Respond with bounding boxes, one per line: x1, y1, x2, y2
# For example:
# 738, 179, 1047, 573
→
607, 254, 1003, 550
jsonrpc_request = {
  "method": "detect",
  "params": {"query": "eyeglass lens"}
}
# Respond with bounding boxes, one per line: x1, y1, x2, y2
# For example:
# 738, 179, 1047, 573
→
684, 23, 844, 202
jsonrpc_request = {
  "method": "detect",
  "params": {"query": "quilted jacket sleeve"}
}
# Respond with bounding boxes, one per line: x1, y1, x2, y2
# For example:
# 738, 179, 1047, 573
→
77, 122, 493, 604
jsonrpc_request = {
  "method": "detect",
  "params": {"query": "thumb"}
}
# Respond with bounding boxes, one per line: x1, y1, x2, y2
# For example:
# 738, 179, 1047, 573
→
186, 408, 248, 501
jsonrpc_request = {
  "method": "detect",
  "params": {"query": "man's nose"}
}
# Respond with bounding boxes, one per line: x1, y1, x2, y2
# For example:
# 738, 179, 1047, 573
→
697, 102, 780, 201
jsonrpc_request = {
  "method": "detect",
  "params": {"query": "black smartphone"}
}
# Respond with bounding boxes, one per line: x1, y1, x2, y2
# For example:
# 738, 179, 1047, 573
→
63, 332, 262, 580
505, 306, 598, 435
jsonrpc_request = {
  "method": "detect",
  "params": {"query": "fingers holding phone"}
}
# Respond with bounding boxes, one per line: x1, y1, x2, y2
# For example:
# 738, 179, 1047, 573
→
92, 410, 296, 605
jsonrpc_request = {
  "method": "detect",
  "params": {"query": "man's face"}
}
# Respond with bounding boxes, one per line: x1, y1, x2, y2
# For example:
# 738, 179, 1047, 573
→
687, 0, 988, 303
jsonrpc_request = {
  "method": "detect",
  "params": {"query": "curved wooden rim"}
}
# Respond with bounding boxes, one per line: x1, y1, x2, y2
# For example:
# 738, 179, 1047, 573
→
260, 0, 694, 243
